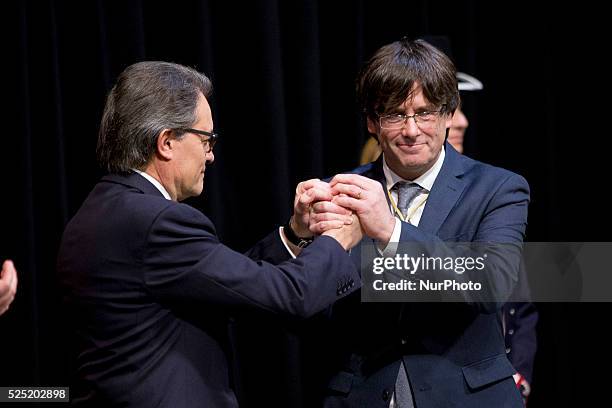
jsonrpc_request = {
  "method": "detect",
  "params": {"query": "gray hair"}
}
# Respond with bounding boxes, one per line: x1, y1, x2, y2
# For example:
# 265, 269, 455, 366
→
97, 61, 212, 173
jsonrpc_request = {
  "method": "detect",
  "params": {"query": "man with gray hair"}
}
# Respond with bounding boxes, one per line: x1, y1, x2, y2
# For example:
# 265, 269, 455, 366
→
58, 61, 362, 407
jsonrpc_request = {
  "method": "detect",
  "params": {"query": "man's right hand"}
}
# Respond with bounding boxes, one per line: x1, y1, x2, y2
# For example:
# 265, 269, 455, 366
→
0, 259, 18, 316
292, 179, 352, 237
322, 214, 363, 251
309, 174, 395, 246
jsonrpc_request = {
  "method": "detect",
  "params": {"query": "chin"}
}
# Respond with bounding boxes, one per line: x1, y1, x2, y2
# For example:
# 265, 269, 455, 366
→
185, 184, 204, 199
399, 152, 437, 168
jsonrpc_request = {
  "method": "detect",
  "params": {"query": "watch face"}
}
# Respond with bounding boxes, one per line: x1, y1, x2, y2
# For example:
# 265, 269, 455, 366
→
285, 220, 313, 247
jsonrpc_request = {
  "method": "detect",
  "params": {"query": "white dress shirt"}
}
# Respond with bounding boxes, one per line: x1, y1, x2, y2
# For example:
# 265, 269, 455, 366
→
379, 147, 445, 255
132, 169, 172, 200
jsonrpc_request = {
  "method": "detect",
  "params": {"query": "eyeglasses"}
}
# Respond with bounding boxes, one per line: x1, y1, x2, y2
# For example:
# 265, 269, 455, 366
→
378, 108, 445, 130
177, 128, 219, 153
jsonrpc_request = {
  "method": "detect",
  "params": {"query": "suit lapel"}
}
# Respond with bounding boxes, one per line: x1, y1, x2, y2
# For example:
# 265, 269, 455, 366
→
350, 148, 466, 265
418, 143, 467, 235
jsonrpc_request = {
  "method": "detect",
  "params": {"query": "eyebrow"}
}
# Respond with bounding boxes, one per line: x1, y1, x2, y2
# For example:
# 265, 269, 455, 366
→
389, 105, 439, 114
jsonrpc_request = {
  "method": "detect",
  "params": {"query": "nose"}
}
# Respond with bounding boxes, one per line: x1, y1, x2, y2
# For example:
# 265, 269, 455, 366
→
206, 150, 215, 164
400, 115, 421, 137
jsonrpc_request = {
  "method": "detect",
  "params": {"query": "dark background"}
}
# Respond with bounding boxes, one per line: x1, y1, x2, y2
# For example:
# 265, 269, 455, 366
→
1, 0, 610, 406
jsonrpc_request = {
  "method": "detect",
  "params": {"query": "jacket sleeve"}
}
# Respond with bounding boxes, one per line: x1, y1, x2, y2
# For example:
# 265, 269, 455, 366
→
243, 228, 293, 264
504, 302, 538, 383
395, 173, 530, 313
141, 203, 359, 318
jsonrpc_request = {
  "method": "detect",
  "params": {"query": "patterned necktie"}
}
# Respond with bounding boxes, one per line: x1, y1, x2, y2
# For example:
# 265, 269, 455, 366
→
392, 181, 423, 219
389, 181, 421, 407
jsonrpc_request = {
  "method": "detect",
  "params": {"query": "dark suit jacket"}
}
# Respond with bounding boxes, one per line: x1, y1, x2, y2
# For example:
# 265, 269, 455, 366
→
57, 172, 359, 407
320, 143, 530, 408
503, 302, 538, 384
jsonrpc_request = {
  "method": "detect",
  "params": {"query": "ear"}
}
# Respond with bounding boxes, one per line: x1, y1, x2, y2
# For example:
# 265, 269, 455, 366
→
156, 129, 176, 161
366, 117, 379, 139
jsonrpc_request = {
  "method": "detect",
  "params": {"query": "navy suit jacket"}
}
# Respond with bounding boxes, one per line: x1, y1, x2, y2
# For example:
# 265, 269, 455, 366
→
57, 172, 359, 407
321, 144, 530, 408
503, 302, 538, 384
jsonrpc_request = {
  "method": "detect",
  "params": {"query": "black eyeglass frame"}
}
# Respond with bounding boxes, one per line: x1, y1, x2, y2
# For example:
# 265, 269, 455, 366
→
176, 128, 219, 152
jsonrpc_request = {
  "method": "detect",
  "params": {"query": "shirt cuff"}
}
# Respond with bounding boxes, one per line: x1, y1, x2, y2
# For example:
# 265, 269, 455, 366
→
279, 226, 297, 259
377, 217, 402, 256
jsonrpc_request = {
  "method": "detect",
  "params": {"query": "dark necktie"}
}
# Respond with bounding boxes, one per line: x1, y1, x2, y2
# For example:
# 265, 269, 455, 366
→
392, 181, 423, 220
390, 181, 421, 407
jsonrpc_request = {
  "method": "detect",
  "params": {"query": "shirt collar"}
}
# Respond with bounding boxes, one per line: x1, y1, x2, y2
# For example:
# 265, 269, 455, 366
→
132, 169, 172, 200
382, 146, 446, 193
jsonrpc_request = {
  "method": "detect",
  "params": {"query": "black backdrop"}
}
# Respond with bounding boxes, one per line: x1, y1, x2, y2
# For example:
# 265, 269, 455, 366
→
1, 1, 610, 406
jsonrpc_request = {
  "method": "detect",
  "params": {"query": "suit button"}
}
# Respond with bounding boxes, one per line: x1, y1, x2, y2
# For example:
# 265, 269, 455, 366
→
506, 347, 511, 354
508, 329, 514, 335
509, 308, 516, 316
382, 389, 391, 402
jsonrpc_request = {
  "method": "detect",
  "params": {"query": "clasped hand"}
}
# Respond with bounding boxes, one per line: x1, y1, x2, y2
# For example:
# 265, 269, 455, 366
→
292, 174, 396, 249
